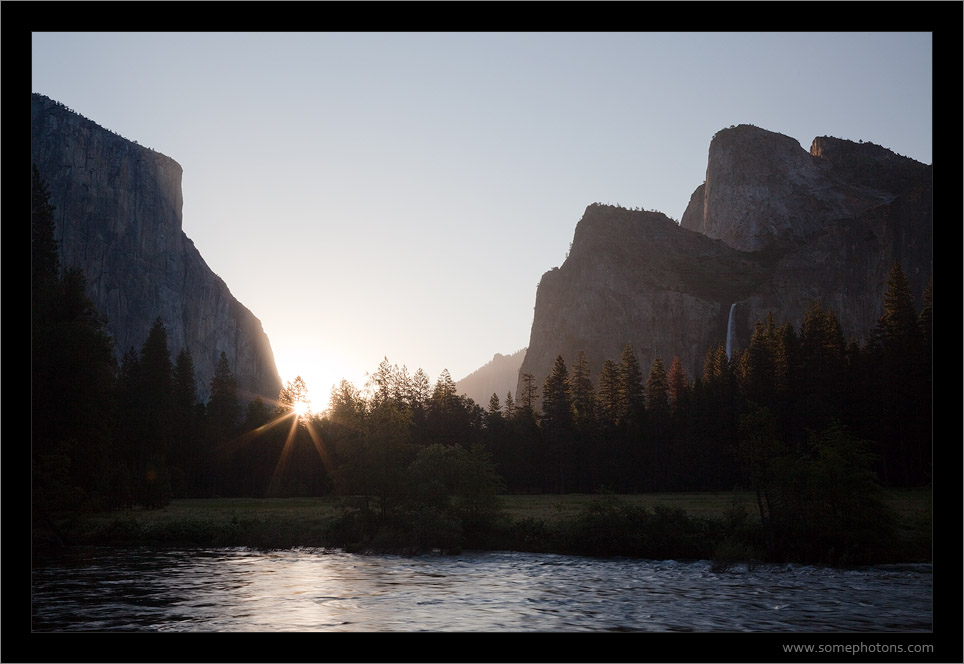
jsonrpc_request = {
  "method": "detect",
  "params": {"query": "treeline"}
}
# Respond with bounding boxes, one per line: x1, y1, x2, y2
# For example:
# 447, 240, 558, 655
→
32, 163, 932, 524
32, 164, 266, 511
315, 256, 931, 502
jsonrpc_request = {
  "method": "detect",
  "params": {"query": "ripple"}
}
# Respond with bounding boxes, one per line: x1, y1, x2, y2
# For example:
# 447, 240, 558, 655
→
32, 549, 932, 632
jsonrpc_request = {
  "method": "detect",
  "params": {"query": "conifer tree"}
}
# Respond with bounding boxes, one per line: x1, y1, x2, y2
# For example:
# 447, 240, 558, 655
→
666, 356, 689, 412
541, 356, 572, 428
541, 356, 574, 492
133, 318, 176, 507
797, 300, 847, 433
512, 374, 541, 491
619, 344, 646, 427
32, 166, 117, 510
208, 351, 241, 443
918, 278, 932, 359
170, 348, 201, 495
569, 350, 596, 430
279, 376, 311, 416
874, 261, 920, 355
243, 397, 272, 431
596, 359, 622, 428
517, 373, 538, 417
645, 357, 670, 415
645, 357, 671, 490
865, 262, 930, 485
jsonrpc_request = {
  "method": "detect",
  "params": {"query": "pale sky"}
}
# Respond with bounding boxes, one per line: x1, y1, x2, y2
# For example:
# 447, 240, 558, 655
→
31, 32, 933, 410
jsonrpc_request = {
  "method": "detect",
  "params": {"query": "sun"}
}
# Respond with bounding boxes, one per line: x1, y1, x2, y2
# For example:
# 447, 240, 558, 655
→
293, 398, 311, 419
273, 344, 363, 415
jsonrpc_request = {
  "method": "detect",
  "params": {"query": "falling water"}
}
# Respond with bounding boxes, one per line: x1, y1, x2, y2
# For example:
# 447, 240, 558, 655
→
725, 302, 737, 359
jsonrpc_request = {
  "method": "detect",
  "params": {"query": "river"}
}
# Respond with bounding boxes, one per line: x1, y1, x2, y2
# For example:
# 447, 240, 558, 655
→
31, 547, 932, 632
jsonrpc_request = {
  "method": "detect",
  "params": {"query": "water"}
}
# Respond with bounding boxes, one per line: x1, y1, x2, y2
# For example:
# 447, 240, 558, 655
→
725, 301, 738, 360
31, 548, 931, 632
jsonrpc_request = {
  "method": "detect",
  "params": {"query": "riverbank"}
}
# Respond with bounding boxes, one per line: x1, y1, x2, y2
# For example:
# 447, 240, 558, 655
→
33, 489, 931, 567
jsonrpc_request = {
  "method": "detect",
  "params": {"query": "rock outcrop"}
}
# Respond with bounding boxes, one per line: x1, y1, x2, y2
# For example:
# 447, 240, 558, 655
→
520, 124, 932, 394
31, 93, 282, 402
455, 349, 526, 407
681, 125, 930, 252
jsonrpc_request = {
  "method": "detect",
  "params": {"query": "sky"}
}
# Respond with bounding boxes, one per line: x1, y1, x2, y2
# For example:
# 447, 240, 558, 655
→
31, 32, 933, 410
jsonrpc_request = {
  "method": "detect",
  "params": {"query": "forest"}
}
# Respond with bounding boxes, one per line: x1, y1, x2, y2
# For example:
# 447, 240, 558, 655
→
32, 165, 932, 563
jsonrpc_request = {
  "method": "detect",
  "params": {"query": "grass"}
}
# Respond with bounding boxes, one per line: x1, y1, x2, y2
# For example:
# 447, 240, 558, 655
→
36, 488, 931, 564
499, 491, 758, 524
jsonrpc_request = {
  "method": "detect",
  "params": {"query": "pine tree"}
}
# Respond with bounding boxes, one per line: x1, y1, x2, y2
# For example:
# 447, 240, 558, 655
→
541, 356, 572, 428
645, 357, 671, 490
511, 374, 541, 491
541, 356, 574, 493
243, 397, 272, 431
517, 373, 538, 416
918, 278, 932, 358
279, 376, 311, 416
874, 261, 919, 355
173, 349, 199, 413
645, 357, 670, 415
596, 359, 622, 427
569, 350, 596, 430
32, 168, 117, 511
135, 318, 176, 507
866, 262, 930, 486
619, 344, 646, 427
666, 356, 689, 412
411, 368, 432, 407
208, 352, 241, 439
170, 348, 201, 496
503, 391, 515, 419
431, 369, 458, 412
798, 300, 847, 432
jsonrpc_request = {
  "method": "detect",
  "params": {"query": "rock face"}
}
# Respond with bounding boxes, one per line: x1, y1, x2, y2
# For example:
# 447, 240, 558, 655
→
520, 124, 932, 394
455, 349, 526, 407
31, 93, 282, 402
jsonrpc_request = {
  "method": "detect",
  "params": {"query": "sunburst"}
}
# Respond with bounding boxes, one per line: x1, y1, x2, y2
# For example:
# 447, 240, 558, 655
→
213, 377, 334, 498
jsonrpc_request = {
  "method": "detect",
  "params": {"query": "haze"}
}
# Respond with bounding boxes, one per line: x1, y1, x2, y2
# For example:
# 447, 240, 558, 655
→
30, 32, 933, 409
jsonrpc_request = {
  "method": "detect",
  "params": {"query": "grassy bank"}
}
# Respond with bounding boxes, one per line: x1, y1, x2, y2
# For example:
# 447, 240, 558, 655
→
33, 488, 931, 566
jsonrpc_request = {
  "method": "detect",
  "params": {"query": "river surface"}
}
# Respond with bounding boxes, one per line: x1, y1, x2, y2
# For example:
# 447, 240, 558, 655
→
31, 547, 932, 632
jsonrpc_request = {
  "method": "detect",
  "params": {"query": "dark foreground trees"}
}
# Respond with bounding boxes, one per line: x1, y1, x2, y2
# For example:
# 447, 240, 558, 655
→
33, 154, 930, 563
32, 165, 117, 515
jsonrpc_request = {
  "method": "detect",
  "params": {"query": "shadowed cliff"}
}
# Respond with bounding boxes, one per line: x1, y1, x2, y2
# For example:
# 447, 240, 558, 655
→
31, 93, 282, 402
519, 124, 932, 394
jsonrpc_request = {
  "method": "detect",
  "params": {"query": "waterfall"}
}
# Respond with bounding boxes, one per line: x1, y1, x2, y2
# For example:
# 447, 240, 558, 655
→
725, 302, 737, 360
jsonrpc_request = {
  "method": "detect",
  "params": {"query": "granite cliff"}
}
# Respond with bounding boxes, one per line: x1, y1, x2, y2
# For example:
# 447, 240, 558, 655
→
519, 124, 932, 394
455, 349, 526, 407
31, 93, 282, 402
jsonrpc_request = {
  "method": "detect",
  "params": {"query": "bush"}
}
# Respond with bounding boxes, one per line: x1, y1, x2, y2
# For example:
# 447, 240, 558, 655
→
410, 507, 464, 554
759, 422, 897, 564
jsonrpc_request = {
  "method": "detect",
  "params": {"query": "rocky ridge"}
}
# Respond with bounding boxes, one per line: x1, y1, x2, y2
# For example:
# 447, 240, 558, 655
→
455, 349, 526, 407
519, 124, 932, 394
31, 93, 282, 402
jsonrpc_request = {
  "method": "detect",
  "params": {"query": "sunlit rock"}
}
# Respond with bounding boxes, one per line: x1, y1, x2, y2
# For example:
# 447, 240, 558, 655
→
520, 125, 932, 393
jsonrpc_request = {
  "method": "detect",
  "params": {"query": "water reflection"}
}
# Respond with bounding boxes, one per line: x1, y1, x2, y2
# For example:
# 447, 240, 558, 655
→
32, 548, 932, 632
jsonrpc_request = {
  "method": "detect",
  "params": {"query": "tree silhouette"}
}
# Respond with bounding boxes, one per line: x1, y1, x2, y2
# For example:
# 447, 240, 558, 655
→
208, 352, 241, 443
278, 376, 311, 416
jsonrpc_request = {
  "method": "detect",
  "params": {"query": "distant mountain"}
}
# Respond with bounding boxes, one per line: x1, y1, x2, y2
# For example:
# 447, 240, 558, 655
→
519, 124, 932, 395
455, 349, 526, 407
31, 93, 283, 402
